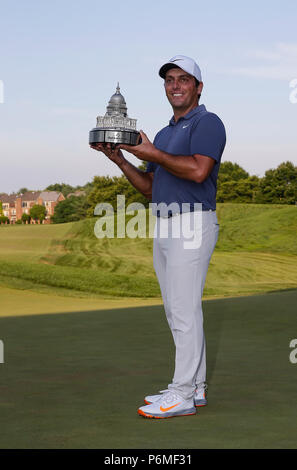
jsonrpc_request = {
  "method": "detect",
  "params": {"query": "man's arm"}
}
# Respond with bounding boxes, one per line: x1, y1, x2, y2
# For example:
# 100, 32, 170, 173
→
90, 143, 153, 199
119, 159, 153, 199
151, 149, 215, 183
119, 131, 215, 184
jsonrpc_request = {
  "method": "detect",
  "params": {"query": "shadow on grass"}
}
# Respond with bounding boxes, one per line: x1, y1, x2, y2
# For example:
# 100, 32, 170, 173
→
1, 290, 297, 449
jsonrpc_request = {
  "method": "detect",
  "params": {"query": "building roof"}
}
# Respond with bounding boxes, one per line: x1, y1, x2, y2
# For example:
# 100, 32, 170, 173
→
39, 191, 62, 202
0, 190, 63, 205
17, 191, 41, 201
0, 193, 17, 205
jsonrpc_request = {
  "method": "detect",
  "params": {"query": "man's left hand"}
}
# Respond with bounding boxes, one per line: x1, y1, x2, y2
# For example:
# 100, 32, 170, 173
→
119, 130, 157, 162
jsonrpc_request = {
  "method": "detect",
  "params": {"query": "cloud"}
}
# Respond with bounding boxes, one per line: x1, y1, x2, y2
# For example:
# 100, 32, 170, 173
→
229, 42, 297, 80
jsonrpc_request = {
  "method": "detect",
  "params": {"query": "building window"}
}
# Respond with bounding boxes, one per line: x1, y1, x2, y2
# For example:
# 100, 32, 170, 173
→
22, 202, 27, 208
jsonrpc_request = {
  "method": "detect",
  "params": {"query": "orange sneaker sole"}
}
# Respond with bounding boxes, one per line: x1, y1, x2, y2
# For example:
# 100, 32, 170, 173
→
138, 409, 196, 419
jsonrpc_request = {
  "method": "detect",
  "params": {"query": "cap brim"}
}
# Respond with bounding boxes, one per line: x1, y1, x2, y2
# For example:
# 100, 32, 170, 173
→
159, 63, 181, 79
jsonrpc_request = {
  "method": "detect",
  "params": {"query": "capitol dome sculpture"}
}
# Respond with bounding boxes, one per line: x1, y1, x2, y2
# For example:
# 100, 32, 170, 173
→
89, 83, 139, 147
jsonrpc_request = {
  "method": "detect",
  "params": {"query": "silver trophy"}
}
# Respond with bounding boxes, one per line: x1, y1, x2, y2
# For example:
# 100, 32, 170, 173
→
89, 83, 140, 148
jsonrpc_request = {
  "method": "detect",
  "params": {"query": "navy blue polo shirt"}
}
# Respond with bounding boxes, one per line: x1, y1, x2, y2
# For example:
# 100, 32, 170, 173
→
146, 104, 226, 213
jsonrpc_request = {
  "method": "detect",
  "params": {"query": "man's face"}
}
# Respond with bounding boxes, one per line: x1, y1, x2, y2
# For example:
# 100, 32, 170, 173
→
164, 67, 202, 114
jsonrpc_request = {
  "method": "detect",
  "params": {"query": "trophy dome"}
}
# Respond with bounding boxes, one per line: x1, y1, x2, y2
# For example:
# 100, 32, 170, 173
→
106, 83, 128, 117
95, 82, 137, 132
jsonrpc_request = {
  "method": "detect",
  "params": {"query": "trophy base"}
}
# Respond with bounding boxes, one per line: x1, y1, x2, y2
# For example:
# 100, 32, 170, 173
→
89, 128, 140, 146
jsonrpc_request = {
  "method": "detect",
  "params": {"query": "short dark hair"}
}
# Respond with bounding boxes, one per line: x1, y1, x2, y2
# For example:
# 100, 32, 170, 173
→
164, 64, 200, 87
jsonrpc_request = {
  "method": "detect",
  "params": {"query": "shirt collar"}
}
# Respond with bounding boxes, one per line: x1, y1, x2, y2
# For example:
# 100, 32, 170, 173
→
169, 104, 207, 126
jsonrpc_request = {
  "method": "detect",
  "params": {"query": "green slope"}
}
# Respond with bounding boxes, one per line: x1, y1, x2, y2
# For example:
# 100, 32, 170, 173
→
0, 204, 296, 299
216, 203, 297, 253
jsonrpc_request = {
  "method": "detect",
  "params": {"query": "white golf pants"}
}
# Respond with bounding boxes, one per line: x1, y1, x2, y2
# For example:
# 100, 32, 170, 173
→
153, 210, 219, 400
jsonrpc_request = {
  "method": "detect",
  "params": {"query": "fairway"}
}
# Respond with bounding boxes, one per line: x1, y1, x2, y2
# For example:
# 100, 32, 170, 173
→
0, 289, 296, 449
0, 285, 162, 317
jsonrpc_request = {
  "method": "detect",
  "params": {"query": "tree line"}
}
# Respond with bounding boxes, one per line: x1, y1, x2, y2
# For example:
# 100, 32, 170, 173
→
216, 161, 296, 204
51, 160, 296, 223
2, 160, 295, 224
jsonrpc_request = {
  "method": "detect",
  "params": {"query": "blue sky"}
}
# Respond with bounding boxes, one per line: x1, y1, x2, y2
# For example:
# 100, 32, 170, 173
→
0, 0, 296, 193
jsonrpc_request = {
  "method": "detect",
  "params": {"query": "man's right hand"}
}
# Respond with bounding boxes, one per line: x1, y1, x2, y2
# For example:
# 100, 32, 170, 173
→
90, 141, 152, 199
90, 142, 126, 167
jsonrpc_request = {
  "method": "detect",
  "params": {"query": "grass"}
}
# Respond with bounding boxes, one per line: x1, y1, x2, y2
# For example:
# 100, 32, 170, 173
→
0, 260, 159, 298
215, 203, 297, 254
0, 203, 296, 299
0, 289, 296, 448
0, 285, 162, 317
0, 205, 296, 449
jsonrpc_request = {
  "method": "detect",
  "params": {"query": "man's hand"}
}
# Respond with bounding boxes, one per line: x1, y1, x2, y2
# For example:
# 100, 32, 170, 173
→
119, 131, 157, 162
89, 142, 126, 167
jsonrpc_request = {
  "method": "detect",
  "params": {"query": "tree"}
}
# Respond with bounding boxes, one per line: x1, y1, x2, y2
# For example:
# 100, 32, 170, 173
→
51, 195, 89, 223
257, 161, 297, 204
17, 187, 29, 194
87, 175, 149, 218
21, 213, 31, 224
0, 216, 9, 224
29, 204, 46, 223
217, 175, 260, 203
46, 183, 75, 197
46, 182, 93, 197
218, 161, 250, 184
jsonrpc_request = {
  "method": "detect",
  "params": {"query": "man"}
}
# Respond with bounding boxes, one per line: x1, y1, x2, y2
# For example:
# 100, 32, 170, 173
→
90, 55, 226, 419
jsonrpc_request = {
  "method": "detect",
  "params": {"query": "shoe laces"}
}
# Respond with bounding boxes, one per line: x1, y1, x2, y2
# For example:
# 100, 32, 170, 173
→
161, 391, 181, 404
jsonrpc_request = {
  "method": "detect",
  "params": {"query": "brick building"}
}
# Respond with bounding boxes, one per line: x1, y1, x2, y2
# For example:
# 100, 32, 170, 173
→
0, 191, 65, 224
0, 193, 17, 223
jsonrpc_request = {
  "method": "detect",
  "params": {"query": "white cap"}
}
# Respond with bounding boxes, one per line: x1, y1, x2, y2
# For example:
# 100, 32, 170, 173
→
159, 55, 202, 82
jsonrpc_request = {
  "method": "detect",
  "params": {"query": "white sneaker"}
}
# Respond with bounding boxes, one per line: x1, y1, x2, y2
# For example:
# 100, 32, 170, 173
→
144, 389, 169, 405
145, 384, 208, 407
138, 391, 196, 419
194, 384, 208, 407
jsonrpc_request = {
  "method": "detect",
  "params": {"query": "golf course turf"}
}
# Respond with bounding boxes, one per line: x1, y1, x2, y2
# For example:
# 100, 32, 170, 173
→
0, 289, 296, 449
0, 204, 296, 448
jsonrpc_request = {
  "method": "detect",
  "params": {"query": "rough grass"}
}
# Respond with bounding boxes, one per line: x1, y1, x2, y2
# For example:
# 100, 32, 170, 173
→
0, 260, 159, 298
0, 203, 296, 299
215, 203, 297, 253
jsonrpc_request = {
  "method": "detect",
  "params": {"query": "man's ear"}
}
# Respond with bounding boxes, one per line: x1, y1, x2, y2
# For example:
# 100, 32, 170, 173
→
197, 81, 203, 101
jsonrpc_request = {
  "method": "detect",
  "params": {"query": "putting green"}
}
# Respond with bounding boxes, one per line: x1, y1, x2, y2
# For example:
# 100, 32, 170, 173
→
0, 289, 296, 448
0, 286, 162, 317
